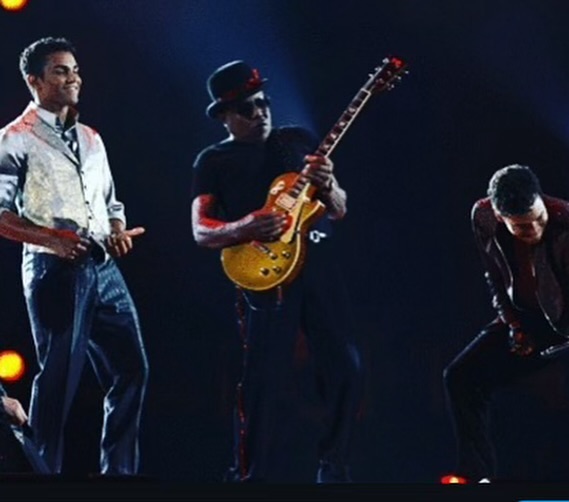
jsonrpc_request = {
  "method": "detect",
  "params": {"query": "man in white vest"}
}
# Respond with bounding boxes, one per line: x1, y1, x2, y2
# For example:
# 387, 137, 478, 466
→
0, 36, 149, 475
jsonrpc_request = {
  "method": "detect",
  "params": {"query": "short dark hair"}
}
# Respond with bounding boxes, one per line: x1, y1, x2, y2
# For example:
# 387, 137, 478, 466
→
19, 37, 76, 80
487, 164, 542, 216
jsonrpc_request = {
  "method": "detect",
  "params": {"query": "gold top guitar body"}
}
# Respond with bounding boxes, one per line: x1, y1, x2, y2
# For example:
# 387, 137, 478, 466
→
221, 173, 326, 292
221, 56, 408, 292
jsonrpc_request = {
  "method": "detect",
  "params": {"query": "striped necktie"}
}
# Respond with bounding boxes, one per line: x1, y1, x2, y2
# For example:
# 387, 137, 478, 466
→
55, 118, 80, 160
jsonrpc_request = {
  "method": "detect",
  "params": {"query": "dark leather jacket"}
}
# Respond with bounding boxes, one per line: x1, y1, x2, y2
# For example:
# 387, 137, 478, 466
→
472, 195, 569, 337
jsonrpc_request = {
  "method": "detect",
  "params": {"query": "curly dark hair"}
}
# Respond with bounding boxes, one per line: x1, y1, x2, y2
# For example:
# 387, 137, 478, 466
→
487, 164, 542, 216
19, 36, 76, 80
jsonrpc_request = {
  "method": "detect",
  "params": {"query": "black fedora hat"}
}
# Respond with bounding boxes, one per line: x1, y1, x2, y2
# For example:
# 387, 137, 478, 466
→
205, 60, 268, 119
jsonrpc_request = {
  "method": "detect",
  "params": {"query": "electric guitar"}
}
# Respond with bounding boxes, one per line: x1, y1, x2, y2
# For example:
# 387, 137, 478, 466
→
221, 56, 409, 292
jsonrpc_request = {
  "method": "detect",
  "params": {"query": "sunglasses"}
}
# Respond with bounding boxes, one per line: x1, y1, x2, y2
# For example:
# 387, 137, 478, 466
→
233, 96, 271, 119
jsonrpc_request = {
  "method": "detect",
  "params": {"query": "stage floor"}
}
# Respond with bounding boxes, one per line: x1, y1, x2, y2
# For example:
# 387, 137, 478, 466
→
2, 476, 569, 502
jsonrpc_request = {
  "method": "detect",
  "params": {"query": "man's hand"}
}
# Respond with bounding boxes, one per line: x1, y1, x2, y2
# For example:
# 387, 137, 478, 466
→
301, 154, 335, 193
237, 209, 289, 242
508, 325, 535, 356
47, 229, 91, 261
106, 225, 146, 258
1, 396, 28, 426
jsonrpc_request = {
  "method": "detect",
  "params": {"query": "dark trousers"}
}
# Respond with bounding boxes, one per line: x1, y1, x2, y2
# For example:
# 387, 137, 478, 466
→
22, 252, 149, 474
227, 241, 364, 482
0, 421, 51, 474
443, 315, 565, 480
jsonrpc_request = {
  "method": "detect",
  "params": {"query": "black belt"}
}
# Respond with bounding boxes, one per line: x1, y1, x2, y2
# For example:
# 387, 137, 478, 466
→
87, 240, 107, 263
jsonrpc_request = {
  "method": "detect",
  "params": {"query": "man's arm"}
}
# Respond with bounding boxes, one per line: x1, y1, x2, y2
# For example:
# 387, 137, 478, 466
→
471, 202, 535, 355
0, 396, 28, 427
301, 155, 347, 220
105, 218, 145, 258
92, 135, 145, 258
0, 381, 27, 427
191, 194, 288, 249
319, 176, 347, 220
0, 211, 90, 260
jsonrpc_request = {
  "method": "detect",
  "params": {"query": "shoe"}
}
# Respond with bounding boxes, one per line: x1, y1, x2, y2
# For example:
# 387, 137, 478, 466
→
478, 478, 491, 483
223, 466, 241, 483
316, 461, 352, 483
223, 466, 266, 483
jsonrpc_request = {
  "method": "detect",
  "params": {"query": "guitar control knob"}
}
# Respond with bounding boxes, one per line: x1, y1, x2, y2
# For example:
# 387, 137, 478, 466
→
281, 251, 291, 259
272, 266, 282, 274
260, 268, 270, 276
270, 253, 278, 260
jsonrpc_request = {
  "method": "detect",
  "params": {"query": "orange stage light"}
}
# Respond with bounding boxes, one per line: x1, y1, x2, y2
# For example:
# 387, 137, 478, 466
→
440, 474, 468, 484
0, 0, 29, 12
0, 350, 26, 382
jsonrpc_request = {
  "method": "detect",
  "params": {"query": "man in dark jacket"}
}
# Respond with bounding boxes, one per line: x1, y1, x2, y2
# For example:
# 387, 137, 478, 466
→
444, 164, 569, 483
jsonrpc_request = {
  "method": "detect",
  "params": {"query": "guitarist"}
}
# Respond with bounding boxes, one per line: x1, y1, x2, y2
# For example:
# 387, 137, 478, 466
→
191, 61, 363, 483
444, 164, 569, 483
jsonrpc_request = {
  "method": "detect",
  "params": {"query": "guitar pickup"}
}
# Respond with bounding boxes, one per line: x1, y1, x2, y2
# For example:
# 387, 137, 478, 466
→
275, 193, 296, 211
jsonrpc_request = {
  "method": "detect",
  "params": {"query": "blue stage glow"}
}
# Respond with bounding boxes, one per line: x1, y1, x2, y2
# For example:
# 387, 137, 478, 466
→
465, 3, 569, 147
85, 0, 315, 132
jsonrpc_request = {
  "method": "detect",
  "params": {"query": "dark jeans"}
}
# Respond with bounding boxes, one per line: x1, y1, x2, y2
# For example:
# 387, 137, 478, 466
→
443, 314, 567, 480
22, 251, 149, 474
226, 241, 364, 482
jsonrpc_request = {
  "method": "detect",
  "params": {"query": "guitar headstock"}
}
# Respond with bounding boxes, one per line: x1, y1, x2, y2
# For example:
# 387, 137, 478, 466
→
369, 56, 409, 94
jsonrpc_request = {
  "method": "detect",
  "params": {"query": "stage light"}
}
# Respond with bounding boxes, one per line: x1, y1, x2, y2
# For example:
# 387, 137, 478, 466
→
0, 350, 26, 382
0, 0, 29, 12
440, 474, 468, 484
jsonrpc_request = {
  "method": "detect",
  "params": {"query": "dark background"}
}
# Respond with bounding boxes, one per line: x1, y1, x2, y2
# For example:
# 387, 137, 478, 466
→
2, 0, 569, 484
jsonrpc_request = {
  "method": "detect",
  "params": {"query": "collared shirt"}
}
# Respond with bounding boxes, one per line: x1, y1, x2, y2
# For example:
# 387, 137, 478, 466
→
36, 104, 75, 133
0, 101, 126, 256
40, 107, 80, 161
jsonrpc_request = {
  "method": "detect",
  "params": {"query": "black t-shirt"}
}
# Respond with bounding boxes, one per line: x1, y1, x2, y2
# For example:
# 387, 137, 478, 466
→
191, 126, 332, 235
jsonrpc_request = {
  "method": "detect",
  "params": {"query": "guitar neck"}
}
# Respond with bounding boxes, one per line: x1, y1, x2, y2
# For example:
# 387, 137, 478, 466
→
287, 57, 407, 197
315, 86, 374, 159
292, 82, 375, 199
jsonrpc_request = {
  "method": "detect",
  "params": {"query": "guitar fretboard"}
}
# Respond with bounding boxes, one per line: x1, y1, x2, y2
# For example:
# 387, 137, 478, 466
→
287, 56, 407, 198
316, 87, 373, 159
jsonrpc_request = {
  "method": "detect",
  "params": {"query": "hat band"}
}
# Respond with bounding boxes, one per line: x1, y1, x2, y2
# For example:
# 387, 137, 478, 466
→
217, 68, 263, 103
